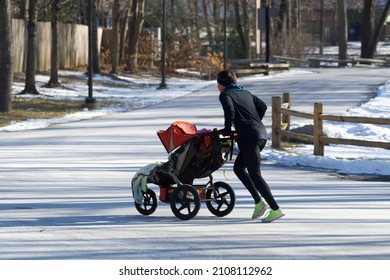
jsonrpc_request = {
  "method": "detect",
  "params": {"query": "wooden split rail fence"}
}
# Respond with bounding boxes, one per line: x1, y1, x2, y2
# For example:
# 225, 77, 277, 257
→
273, 55, 390, 68
272, 92, 390, 156
232, 59, 290, 76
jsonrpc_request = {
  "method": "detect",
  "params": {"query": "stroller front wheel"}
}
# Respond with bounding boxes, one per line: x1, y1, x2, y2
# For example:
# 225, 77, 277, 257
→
170, 184, 201, 220
135, 189, 158, 215
206, 181, 235, 217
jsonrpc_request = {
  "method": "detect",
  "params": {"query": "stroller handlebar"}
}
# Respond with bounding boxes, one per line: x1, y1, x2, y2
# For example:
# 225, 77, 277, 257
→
212, 128, 238, 139
194, 128, 237, 141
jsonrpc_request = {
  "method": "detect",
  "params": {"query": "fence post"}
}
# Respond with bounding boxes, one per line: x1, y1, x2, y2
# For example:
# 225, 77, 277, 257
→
313, 102, 324, 156
272, 96, 281, 149
282, 92, 291, 131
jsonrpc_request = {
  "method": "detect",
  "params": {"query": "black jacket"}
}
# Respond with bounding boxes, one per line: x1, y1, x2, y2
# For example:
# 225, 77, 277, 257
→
219, 84, 268, 143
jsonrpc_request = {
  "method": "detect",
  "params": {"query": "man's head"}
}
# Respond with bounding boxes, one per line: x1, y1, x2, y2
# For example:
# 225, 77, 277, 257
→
217, 70, 237, 86
217, 70, 237, 92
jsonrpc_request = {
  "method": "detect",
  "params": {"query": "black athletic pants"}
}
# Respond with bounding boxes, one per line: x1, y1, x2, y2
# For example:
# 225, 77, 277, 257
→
233, 139, 279, 210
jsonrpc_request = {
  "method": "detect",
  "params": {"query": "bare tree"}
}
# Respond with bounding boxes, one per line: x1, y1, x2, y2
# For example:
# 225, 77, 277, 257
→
361, 0, 375, 58
47, 0, 75, 88
18, 0, 27, 19
276, 0, 288, 35
111, 0, 121, 74
202, 0, 214, 45
0, 0, 14, 112
233, 0, 250, 59
189, 0, 200, 42
19, 0, 40, 95
47, 0, 61, 88
337, 0, 347, 65
291, 0, 301, 32
362, 0, 390, 58
212, 0, 222, 42
127, 0, 145, 73
319, 0, 324, 55
119, 6, 129, 64
111, 0, 129, 74
367, 0, 390, 57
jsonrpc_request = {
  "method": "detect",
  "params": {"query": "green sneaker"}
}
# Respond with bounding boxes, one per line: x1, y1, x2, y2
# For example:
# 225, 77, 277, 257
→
261, 208, 285, 223
252, 200, 267, 219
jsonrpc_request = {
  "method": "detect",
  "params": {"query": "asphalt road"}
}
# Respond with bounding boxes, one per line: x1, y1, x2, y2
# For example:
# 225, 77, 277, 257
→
1, 67, 389, 261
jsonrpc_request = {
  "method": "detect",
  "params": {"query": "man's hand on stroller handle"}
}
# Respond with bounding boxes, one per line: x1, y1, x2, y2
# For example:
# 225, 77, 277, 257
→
213, 128, 237, 138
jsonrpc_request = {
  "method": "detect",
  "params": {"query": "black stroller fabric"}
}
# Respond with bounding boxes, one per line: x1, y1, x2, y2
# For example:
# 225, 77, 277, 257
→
150, 122, 233, 187
168, 134, 229, 182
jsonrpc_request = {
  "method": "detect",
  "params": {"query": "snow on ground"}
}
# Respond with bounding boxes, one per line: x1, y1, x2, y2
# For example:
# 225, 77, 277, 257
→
4, 66, 390, 177
263, 79, 390, 176
1, 60, 390, 274
8, 72, 215, 131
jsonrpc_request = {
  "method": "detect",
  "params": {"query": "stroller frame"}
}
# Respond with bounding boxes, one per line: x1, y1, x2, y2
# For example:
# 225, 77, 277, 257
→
133, 122, 236, 220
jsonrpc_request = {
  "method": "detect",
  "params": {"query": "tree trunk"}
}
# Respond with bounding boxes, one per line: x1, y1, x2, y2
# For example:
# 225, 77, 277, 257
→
361, 0, 375, 58
242, 0, 250, 58
92, 0, 100, 73
47, 0, 61, 88
189, 0, 200, 42
277, 0, 288, 35
366, 1, 390, 58
331, 0, 338, 45
319, 0, 325, 55
111, 0, 121, 74
0, 0, 14, 112
20, 0, 40, 95
291, 0, 301, 32
233, 0, 249, 59
127, 0, 145, 74
119, 9, 129, 64
18, 0, 27, 19
337, 0, 348, 65
213, 0, 222, 42
202, 0, 214, 45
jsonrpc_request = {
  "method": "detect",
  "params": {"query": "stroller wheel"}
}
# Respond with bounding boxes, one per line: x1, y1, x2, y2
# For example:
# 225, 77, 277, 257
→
206, 181, 235, 217
135, 189, 157, 215
170, 184, 201, 220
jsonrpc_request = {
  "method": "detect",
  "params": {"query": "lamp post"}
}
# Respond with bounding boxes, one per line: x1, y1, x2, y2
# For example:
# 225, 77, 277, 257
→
84, 0, 98, 109
265, 5, 270, 63
158, 0, 168, 89
223, 0, 227, 70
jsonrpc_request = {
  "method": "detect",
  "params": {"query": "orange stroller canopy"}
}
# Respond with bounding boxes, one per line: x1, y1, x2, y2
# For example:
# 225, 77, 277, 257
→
157, 121, 197, 153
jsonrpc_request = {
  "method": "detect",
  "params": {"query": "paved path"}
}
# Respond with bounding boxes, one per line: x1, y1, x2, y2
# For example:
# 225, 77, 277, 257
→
1, 68, 389, 260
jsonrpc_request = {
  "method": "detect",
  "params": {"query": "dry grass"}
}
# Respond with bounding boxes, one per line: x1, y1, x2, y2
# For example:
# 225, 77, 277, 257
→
0, 97, 110, 128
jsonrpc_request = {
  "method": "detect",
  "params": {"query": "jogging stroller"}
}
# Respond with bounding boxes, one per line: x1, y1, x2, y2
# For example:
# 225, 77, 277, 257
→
132, 121, 236, 220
